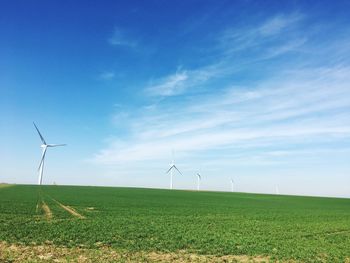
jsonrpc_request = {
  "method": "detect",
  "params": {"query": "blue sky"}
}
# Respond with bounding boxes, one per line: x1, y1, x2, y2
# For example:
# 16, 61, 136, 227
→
1, 0, 350, 197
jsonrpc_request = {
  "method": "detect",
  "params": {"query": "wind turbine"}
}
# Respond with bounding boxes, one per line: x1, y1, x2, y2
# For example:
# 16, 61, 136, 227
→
230, 178, 234, 192
275, 185, 279, 195
33, 122, 66, 185
196, 172, 201, 191
165, 153, 182, 190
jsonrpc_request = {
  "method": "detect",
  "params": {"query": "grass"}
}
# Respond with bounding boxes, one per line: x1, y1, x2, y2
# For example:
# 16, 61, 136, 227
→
0, 184, 350, 262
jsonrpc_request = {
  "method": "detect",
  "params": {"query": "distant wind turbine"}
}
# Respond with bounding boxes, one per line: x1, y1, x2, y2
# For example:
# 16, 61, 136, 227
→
231, 179, 234, 192
196, 172, 201, 191
165, 152, 182, 190
275, 185, 279, 195
33, 122, 66, 185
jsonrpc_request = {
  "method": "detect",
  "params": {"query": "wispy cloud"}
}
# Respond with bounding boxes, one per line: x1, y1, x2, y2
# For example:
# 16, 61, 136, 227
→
144, 63, 224, 97
94, 64, 350, 164
93, 12, 350, 178
108, 27, 137, 47
146, 69, 188, 97
263, 38, 307, 59
219, 13, 305, 56
145, 13, 306, 99
258, 13, 303, 36
99, 71, 115, 80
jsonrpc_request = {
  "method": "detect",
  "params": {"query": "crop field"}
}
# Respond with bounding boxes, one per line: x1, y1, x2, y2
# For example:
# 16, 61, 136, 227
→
0, 185, 350, 262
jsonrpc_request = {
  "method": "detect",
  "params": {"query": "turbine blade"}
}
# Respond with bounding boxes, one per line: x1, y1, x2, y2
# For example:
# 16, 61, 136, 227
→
48, 144, 66, 147
173, 165, 182, 175
197, 173, 201, 179
33, 122, 46, 145
166, 165, 174, 174
38, 148, 47, 171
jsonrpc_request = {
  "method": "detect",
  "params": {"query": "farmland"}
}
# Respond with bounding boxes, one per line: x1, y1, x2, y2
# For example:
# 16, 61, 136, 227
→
0, 185, 350, 262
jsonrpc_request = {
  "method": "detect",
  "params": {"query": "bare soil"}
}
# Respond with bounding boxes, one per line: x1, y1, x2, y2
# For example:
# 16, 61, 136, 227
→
51, 198, 85, 219
41, 201, 53, 220
0, 241, 272, 262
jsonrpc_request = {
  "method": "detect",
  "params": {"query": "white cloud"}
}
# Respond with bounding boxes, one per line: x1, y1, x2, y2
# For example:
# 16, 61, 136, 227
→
219, 13, 304, 55
99, 71, 115, 80
263, 38, 307, 58
144, 14, 306, 99
108, 27, 137, 47
144, 62, 228, 98
144, 63, 219, 97
259, 13, 303, 36
143, 14, 308, 100
93, 65, 350, 164
111, 111, 129, 125
146, 70, 188, 97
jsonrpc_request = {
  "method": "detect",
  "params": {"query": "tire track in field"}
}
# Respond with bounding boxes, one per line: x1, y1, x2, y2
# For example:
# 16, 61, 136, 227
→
50, 198, 85, 219
41, 201, 53, 220
303, 229, 350, 238
325, 229, 350, 235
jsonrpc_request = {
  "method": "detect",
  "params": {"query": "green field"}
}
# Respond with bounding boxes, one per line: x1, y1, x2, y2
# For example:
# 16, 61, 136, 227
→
1, 185, 350, 262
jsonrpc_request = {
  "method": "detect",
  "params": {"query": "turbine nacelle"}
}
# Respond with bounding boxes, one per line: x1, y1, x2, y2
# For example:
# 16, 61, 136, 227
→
166, 152, 182, 190
47, 144, 66, 147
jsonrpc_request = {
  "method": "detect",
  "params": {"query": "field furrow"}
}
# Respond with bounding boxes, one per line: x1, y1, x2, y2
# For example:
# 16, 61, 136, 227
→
41, 201, 53, 220
51, 198, 86, 219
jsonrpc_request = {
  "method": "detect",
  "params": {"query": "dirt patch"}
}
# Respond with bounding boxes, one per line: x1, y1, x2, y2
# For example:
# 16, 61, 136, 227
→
146, 251, 271, 262
41, 201, 53, 220
0, 241, 272, 263
52, 198, 85, 219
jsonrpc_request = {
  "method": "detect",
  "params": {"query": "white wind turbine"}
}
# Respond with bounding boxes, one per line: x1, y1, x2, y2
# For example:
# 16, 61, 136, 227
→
33, 122, 66, 185
165, 152, 182, 190
196, 172, 201, 191
275, 185, 279, 195
230, 178, 234, 192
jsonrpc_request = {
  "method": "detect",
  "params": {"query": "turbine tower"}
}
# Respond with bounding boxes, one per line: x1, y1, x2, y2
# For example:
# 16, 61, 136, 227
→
231, 178, 234, 192
275, 185, 279, 195
165, 152, 182, 190
196, 172, 201, 191
33, 122, 66, 185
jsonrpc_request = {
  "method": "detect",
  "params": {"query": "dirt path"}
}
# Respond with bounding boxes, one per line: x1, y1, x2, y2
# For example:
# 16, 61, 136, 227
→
41, 201, 53, 220
0, 241, 272, 262
51, 198, 85, 219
